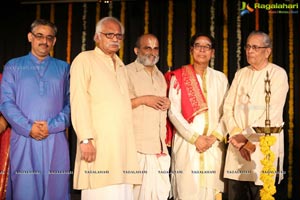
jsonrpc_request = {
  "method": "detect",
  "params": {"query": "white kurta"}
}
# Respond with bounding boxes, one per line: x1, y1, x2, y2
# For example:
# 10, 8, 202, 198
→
223, 63, 289, 185
168, 67, 228, 199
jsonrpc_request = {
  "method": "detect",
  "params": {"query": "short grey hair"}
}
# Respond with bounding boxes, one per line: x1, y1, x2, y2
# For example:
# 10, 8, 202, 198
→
95, 17, 125, 35
30, 19, 57, 36
247, 30, 272, 48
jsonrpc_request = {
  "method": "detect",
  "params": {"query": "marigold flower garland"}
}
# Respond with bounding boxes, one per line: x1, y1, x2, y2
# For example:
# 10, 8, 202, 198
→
259, 135, 277, 200
190, 0, 196, 64
222, 0, 228, 76
119, 1, 126, 60
144, 0, 149, 34
167, 0, 173, 71
50, 4, 55, 23
66, 3, 72, 64
96, 3, 101, 22
190, 0, 196, 37
36, 4, 41, 19
255, 0, 259, 30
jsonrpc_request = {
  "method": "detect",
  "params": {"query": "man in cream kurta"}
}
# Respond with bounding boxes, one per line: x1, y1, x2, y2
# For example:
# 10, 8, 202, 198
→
223, 31, 289, 200
126, 34, 171, 200
70, 17, 141, 200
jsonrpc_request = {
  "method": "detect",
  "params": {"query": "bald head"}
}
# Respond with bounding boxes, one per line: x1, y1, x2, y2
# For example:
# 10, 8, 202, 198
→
135, 34, 158, 48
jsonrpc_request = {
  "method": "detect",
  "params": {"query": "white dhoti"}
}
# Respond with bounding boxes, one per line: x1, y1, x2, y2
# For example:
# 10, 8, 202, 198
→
133, 152, 171, 200
191, 148, 223, 200
82, 184, 133, 200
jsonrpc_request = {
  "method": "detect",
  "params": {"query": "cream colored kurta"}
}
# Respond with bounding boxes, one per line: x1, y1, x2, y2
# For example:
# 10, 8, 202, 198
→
70, 47, 141, 189
168, 67, 228, 199
223, 63, 289, 185
126, 61, 168, 154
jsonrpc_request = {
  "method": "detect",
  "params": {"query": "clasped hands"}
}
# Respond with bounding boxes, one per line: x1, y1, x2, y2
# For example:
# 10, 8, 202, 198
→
30, 121, 49, 141
144, 95, 170, 111
229, 134, 256, 161
195, 135, 217, 153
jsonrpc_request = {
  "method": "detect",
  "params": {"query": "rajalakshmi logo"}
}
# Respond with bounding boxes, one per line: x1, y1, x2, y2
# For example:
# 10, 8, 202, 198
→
241, 1, 299, 15
240, 2, 254, 16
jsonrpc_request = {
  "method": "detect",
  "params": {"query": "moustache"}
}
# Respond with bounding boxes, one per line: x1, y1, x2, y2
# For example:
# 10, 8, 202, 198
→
108, 42, 120, 48
39, 43, 49, 48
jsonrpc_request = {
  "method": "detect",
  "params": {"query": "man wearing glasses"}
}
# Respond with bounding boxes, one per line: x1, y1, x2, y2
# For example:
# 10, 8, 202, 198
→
167, 33, 228, 200
223, 31, 289, 200
1, 19, 71, 199
70, 17, 141, 199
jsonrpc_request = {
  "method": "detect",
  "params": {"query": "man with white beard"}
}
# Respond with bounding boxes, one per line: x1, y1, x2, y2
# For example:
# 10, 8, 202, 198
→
126, 34, 171, 200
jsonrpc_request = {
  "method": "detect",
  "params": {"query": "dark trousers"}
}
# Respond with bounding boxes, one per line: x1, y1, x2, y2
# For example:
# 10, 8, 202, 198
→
228, 179, 262, 200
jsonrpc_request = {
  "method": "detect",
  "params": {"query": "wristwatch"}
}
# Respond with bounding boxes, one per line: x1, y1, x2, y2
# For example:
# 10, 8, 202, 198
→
81, 139, 90, 144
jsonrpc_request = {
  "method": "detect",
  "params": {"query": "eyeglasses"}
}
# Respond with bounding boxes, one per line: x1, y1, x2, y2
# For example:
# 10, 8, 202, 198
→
193, 43, 212, 52
99, 32, 124, 40
31, 32, 55, 42
244, 44, 269, 51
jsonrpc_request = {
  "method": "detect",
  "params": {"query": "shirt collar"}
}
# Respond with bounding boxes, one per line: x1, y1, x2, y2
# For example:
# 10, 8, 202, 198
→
28, 52, 50, 64
95, 47, 124, 68
95, 46, 116, 58
134, 60, 159, 74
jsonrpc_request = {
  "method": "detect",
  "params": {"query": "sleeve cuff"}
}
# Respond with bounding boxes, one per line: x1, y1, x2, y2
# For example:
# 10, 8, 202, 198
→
211, 131, 224, 141
229, 127, 243, 137
189, 132, 199, 144
242, 126, 255, 138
